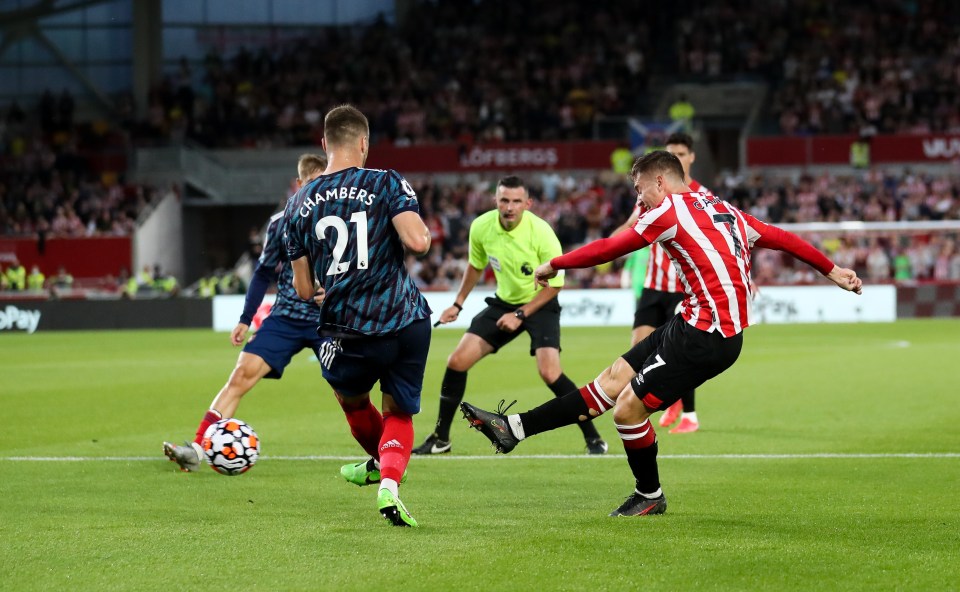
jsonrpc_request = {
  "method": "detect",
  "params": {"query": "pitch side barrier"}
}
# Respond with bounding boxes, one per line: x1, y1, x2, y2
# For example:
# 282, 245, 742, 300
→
209, 287, 897, 332
0, 298, 211, 333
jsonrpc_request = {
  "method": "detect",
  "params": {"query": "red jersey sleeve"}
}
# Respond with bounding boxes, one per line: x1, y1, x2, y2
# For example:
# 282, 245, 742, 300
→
550, 229, 648, 270
742, 212, 835, 275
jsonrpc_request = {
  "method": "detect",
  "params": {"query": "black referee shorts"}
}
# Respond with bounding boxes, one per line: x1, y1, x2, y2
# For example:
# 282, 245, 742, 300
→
466, 295, 561, 356
621, 314, 742, 411
633, 288, 685, 329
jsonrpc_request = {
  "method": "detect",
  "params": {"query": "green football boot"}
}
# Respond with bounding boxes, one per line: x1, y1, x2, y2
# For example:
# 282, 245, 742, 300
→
340, 458, 407, 486
377, 488, 418, 528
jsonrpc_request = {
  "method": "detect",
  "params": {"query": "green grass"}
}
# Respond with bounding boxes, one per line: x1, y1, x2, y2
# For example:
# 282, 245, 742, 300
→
2, 320, 959, 591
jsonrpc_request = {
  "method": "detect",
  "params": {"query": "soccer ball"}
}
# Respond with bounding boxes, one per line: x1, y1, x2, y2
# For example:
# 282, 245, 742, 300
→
202, 418, 260, 476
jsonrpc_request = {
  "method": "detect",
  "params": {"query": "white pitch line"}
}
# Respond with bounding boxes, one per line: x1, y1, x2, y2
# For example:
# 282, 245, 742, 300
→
1, 453, 958, 462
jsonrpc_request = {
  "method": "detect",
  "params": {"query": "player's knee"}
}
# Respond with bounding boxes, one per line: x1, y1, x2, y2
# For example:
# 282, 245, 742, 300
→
229, 363, 259, 389
446, 351, 473, 372
538, 366, 561, 384
599, 362, 632, 398
612, 395, 643, 425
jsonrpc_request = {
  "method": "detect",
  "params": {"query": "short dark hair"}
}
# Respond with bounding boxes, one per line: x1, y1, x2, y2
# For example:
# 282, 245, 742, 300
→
630, 150, 685, 181
497, 175, 526, 190
323, 104, 369, 146
664, 132, 694, 150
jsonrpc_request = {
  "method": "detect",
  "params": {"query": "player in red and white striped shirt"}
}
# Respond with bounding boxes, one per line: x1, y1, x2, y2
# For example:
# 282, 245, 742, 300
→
461, 151, 861, 517
614, 133, 715, 433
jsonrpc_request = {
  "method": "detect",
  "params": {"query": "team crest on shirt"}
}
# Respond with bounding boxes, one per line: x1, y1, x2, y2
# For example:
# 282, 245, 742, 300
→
489, 256, 502, 271
520, 263, 534, 276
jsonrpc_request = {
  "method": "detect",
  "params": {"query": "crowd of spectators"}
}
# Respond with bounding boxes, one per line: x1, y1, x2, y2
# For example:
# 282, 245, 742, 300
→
133, 0, 659, 148
0, 96, 161, 238
401, 167, 960, 291
673, 0, 960, 135
130, 0, 960, 146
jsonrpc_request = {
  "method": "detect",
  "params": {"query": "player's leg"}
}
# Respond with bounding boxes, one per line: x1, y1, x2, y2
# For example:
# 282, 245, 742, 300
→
335, 389, 383, 461
670, 390, 699, 434
634, 290, 682, 428
610, 320, 743, 516
336, 389, 407, 489
535, 347, 607, 454
414, 305, 510, 454
461, 323, 670, 453
525, 301, 607, 453
163, 315, 310, 472
163, 350, 271, 472
377, 318, 431, 527
609, 382, 665, 516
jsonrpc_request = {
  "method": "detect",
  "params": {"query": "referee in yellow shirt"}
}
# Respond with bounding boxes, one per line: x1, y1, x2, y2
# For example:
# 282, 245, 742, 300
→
413, 176, 607, 455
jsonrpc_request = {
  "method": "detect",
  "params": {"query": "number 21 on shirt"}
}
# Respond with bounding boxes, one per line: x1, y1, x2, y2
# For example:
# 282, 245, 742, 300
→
315, 211, 368, 275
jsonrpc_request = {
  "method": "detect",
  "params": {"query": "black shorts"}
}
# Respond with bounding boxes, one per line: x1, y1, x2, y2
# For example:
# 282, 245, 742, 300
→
633, 289, 685, 329
621, 314, 742, 411
467, 295, 561, 356
318, 318, 431, 415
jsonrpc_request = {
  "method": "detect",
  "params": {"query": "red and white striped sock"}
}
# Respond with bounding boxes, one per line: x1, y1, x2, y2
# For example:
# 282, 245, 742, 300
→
579, 378, 615, 417
616, 419, 661, 495
616, 419, 656, 450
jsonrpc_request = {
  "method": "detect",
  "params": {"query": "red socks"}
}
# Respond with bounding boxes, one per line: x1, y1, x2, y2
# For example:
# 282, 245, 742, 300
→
193, 410, 222, 445
339, 399, 385, 459
378, 412, 413, 483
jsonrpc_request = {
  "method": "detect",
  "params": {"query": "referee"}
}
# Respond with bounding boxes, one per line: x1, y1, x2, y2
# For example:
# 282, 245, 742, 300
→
413, 176, 607, 455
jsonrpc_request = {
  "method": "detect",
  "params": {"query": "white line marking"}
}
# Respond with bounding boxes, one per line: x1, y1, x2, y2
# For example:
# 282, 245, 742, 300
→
1, 453, 958, 462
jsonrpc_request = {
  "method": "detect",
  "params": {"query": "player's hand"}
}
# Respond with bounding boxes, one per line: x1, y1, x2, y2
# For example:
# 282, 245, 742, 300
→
312, 287, 326, 305
231, 323, 249, 346
749, 279, 761, 302
437, 305, 461, 325
496, 312, 522, 333
534, 262, 557, 287
827, 266, 862, 295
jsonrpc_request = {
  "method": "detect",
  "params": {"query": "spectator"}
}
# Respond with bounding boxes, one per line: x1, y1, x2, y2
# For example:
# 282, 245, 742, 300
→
27, 265, 45, 292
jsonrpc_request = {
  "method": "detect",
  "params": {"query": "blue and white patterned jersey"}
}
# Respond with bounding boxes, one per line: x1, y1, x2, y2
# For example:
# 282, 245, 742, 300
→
283, 167, 431, 336
249, 212, 322, 323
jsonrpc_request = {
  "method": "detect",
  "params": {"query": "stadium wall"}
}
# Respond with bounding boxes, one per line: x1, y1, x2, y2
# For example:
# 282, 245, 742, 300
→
0, 236, 132, 278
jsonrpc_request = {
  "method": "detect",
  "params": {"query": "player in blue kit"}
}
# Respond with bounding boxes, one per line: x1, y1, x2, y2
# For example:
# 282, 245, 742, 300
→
163, 154, 330, 471
284, 104, 432, 528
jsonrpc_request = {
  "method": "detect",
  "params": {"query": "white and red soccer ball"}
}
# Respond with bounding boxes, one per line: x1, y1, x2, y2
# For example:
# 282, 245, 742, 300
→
202, 418, 260, 476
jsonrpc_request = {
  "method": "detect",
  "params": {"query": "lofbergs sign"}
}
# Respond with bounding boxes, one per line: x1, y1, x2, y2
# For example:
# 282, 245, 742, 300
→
459, 146, 560, 169
921, 137, 960, 159
0, 305, 41, 334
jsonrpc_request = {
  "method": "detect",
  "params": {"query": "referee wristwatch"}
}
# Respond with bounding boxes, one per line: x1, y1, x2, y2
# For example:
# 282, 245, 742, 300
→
514, 309, 526, 321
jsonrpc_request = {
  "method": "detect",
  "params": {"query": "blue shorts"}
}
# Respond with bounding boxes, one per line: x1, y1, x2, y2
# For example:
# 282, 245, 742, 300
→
243, 314, 324, 379
317, 318, 431, 415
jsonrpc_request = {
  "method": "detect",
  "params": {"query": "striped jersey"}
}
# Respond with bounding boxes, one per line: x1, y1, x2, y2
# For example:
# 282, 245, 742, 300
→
284, 167, 431, 336
640, 178, 711, 293
632, 191, 763, 337
257, 212, 322, 322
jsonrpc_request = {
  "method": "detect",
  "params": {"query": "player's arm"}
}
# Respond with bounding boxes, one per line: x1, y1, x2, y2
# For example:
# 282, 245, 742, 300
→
535, 230, 648, 286
392, 211, 431, 256
290, 256, 315, 301
745, 214, 862, 294
232, 262, 279, 345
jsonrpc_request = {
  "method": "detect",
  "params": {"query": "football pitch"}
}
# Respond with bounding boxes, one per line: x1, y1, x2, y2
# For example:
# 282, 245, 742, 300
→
2, 320, 959, 591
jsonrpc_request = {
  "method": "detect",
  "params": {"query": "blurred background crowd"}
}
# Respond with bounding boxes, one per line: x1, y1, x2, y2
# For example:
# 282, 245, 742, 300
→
1, 0, 959, 298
